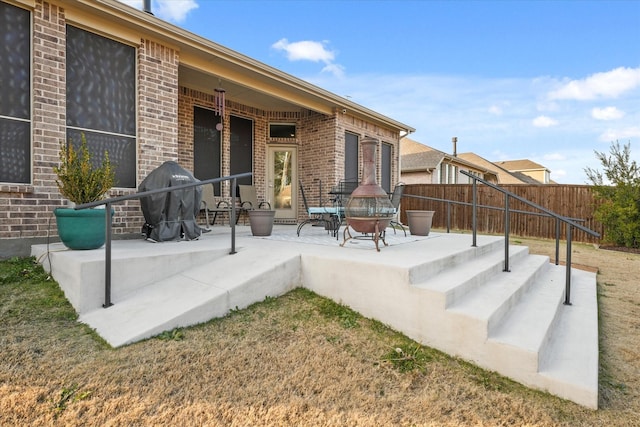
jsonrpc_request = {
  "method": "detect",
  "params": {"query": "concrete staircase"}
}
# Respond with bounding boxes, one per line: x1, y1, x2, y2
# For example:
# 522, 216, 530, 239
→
32, 229, 598, 408
301, 236, 598, 409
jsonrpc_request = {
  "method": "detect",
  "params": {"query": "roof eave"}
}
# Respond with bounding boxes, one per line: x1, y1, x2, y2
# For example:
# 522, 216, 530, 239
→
79, 0, 415, 134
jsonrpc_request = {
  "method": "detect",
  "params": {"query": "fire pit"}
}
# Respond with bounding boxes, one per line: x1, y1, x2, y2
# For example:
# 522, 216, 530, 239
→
341, 137, 395, 251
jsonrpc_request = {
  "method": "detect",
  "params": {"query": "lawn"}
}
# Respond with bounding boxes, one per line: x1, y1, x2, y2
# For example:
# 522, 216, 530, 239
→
1, 237, 638, 426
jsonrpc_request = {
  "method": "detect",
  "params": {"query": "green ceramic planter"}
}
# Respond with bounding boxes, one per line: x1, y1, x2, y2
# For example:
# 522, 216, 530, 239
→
54, 207, 113, 250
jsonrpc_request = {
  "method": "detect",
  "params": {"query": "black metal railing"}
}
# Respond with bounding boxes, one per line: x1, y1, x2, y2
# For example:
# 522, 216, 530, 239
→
75, 172, 252, 308
403, 171, 600, 305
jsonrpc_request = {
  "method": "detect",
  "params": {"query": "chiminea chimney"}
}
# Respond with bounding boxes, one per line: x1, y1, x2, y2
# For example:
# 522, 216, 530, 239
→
452, 137, 458, 157
143, 0, 153, 15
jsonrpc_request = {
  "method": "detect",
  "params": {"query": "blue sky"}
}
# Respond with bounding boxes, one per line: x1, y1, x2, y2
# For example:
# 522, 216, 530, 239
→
121, 0, 640, 184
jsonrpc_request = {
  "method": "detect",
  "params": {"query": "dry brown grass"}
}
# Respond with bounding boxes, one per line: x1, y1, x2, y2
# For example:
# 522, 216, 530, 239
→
1, 236, 639, 426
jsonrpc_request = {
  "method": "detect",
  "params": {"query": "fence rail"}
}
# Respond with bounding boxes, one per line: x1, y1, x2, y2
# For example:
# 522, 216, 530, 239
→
401, 183, 602, 243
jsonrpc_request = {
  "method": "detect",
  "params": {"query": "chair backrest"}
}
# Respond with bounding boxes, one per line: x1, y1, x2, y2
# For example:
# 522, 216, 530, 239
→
200, 183, 216, 210
298, 180, 311, 214
238, 185, 259, 209
390, 183, 405, 210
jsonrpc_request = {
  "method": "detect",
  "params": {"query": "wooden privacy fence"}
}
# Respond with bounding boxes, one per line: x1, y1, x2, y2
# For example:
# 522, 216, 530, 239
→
401, 184, 603, 243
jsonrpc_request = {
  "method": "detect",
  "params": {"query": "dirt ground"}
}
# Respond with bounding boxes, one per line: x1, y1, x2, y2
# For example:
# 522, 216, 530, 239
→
0, 236, 639, 426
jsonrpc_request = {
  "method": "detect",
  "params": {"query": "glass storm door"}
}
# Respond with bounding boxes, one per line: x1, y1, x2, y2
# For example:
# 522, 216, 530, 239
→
267, 145, 297, 220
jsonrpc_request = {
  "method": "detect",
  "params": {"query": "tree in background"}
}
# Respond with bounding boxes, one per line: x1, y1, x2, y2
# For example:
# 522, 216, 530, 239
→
584, 141, 640, 248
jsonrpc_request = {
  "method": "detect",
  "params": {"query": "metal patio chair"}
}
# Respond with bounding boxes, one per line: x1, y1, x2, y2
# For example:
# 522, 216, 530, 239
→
388, 183, 407, 236
237, 184, 271, 224
200, 183, 234, 227
297, 180, 342, 239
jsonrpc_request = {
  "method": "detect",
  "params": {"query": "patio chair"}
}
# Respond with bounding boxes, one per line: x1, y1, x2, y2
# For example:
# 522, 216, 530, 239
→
238, 184, 271, 224
388, 183, 407, 236
297, 179, 342, 239
200, 183, 234, 227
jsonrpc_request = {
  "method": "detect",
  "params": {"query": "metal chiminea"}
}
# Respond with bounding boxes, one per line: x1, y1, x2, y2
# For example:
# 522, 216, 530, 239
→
341, 137, 395, 251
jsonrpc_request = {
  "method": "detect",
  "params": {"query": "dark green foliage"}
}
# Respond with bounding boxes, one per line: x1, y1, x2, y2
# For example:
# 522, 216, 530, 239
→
584, 141, 640, 248
53, 132, 115, 204
316, 298, 360, 329
0, 256, 50, 285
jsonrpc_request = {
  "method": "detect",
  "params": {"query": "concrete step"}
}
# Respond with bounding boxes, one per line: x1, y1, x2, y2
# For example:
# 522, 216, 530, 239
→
406, 237, 507, 284
446, 254, 551, 340
537, 268, 599, 408
33, 239, 234, 314
413, 244, 530, 308
484, 265, 566, 377
79, 246, 301, 347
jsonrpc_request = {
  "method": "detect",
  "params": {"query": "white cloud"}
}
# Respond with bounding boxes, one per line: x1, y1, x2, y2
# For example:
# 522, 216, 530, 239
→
549, 67, 640, 100
321, 63, 345, 79
272, 38, 344, 77
154, 0, 198, 23
272, 38, 335, 63
599, 126, 640, 142
116, 0, 197, 23
532, 116, 558, 127
591, 106, 625, 120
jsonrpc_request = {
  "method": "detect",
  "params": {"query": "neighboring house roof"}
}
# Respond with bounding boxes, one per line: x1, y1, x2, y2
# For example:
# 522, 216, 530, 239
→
493, 159, 552, 184
401, 151, 444, 172
494, 159, 549, 173
509, 171, 545, 184
76, 0, 414, 136
457, 152, 535, 184
400, 139, 498, 180
400, 138, 432, 155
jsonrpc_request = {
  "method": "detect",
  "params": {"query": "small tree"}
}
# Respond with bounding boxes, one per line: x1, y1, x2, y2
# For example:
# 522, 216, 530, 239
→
54, 133, 116, 205
584, 141, 640, 248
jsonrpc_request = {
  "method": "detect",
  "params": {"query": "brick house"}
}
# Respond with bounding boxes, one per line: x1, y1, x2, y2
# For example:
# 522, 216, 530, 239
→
0, 0, 413, 257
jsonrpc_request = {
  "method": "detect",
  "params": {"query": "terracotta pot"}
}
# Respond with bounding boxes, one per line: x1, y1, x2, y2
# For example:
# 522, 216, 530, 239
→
406, 210, 435, 236
248, 210, 275, 236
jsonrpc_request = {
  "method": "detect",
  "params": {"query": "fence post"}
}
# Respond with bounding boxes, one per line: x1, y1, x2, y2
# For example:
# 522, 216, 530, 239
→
446, 201, 451, 233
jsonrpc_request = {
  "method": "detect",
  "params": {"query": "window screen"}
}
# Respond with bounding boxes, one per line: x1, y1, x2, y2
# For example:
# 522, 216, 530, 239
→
381, 142, 392, 193
66, 25, 136, 188
230, 115, 253, 189
0, 2, 30, 184
345, 132, 359, 183
193, 106, 222, 195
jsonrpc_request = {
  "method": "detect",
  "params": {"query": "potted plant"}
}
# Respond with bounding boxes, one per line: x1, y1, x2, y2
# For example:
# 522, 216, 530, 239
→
53, 133, 116, 250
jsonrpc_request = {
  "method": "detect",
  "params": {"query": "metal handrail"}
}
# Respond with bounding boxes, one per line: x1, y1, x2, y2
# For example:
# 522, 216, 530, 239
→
404, 171, 600, 305
75, 172, 252, 308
